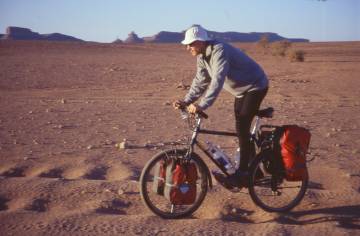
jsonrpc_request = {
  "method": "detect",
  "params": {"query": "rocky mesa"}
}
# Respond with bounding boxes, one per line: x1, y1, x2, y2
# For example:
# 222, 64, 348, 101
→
124, 27, 309, 43
1, 26, 84, 42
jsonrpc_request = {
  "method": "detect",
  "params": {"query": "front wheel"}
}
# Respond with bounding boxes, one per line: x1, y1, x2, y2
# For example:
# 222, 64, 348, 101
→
248, 151, 308, 212
140, 149, 209, 218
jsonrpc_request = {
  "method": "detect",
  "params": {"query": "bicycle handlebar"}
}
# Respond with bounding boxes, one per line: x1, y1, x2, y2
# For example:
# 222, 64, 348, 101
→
176, 103, 208, 119
179, 108, 208, 119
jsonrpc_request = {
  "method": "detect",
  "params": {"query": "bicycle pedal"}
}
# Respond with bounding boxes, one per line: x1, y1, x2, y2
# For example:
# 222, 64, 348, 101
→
272, 190, 281, 196
229, 187, 244, 193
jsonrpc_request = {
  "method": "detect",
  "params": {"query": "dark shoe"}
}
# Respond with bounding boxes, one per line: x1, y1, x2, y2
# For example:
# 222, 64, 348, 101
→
234, 170, 249, 188
255, 168, 264, 181
212, 170, 249, 189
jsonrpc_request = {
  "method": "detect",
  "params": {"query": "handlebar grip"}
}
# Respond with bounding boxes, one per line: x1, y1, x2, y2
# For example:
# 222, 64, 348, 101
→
176, 103, 208, 119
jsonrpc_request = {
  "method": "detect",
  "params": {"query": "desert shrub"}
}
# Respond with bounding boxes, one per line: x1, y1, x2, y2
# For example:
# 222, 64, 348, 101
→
289, 50, 306, 62
271, 40, 292, 57
257, 34, 270, 53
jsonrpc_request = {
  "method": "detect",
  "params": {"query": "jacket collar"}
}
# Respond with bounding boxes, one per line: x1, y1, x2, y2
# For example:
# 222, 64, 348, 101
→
199, 41, 214, 60
205, 41, 213, 57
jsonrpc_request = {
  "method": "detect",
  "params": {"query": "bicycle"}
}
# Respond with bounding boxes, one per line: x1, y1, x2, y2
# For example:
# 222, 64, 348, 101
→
139, 107, 308, 218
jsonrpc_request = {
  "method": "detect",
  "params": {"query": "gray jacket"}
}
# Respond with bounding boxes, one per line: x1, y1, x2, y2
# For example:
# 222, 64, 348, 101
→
184, 40, 268, 110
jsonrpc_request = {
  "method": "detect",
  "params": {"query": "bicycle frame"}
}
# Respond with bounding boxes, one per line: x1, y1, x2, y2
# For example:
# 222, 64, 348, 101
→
185, 115, 263, 177
140, 106, 308, 217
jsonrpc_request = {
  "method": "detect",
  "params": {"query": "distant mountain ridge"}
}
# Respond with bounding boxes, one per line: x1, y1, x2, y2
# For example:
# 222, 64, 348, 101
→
125, 29, 309, 43
142, 31, 184, 43
1, 26, 84, 42
1, 26, 309, 43
207, 31, 308, 43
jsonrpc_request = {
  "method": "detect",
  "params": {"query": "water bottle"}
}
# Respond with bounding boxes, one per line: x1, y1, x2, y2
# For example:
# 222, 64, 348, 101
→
234, 148, 241, 170
206, 142, 235, 174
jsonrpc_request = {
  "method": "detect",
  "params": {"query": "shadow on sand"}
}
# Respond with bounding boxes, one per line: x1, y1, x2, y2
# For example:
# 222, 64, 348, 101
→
307, 181, 325, 190
123, 141, 187, 150
264, 205, 360, 230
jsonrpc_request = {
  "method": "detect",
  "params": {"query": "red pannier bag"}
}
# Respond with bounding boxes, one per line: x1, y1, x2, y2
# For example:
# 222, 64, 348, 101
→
152, 160, 167, 195
280, 125, 311, 181
164, 160, 198, 205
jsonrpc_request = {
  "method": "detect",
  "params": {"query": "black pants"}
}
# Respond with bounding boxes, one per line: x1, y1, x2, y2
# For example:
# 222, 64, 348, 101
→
234, 88, 268, 172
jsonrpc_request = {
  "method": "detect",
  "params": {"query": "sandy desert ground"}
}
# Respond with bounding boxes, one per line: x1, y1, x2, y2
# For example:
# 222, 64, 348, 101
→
0, 40, 359, 235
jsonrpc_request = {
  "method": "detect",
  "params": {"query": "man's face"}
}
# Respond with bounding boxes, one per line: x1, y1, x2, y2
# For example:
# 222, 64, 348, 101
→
186, 41, 206, 56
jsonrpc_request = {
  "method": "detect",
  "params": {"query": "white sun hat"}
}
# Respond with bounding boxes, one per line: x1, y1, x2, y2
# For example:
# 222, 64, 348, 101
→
181, 25, 210, 45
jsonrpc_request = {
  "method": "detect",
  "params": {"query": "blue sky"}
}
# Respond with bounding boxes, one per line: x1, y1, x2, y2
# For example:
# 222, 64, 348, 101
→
0, 0, 359, 42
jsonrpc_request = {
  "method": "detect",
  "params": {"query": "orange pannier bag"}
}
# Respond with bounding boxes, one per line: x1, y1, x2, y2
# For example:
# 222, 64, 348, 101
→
280, 125, 311, 181
164, 160, 198, 205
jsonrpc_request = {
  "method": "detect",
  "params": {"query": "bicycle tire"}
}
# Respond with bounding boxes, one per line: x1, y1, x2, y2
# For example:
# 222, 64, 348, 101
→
248, 152, 308, 212
140, 149, 209, 219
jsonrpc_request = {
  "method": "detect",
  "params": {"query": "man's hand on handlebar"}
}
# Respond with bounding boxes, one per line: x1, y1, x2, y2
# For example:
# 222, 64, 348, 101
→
173, 100, 208, 119
186, 103, 203, 115
173, 100, 187, 110
173, 100, 201, 114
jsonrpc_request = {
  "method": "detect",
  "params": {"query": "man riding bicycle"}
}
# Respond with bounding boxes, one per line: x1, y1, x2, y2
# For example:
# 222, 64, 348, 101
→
174, 25, 269, 189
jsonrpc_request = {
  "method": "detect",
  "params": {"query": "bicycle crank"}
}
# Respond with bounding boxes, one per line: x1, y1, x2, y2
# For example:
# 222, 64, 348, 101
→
272, 190, 281, 196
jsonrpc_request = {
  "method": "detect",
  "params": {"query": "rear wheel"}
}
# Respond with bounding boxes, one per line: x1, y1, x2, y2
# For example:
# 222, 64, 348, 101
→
140, 149, 209, 218
248, 151, 308, 212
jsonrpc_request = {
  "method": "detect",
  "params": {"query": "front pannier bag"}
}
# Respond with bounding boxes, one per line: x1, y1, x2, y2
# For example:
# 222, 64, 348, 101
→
164, 160, 198, 205
280, 125, 311, 181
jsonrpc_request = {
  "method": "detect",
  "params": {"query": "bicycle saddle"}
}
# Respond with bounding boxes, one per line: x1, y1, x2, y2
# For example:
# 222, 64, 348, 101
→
257, 107, 274, 118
